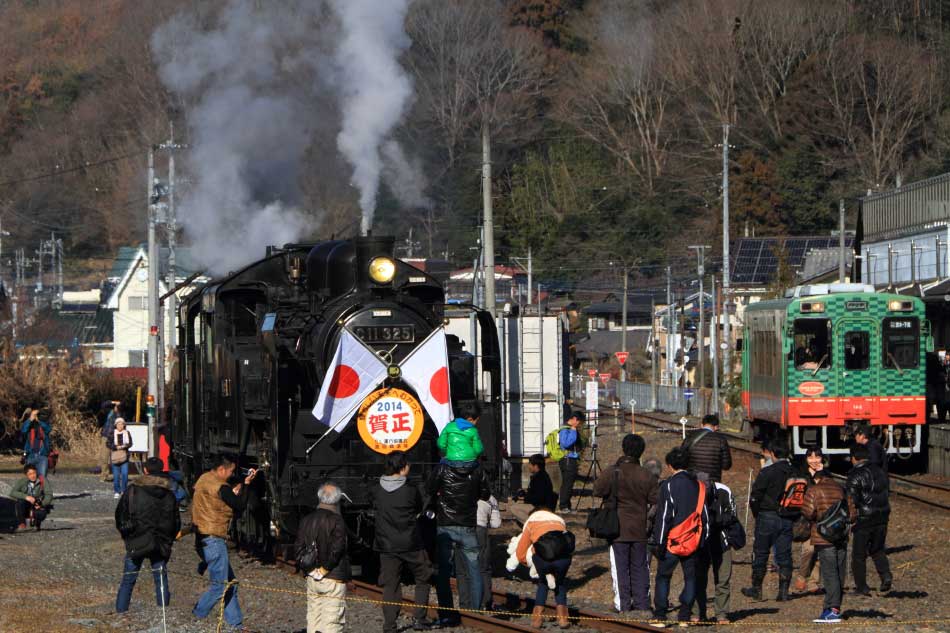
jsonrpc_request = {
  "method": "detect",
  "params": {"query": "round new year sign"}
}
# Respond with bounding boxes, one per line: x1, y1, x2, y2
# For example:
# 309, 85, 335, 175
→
357, 388, 425, 454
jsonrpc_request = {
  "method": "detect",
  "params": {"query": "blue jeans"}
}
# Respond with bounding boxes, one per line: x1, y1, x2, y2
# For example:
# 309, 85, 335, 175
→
751, 511, 794, 577
435, 525, 481, 620
654, 550, 697, 622
193, 536, 242, 626
533, 555, 571, 606
116, 555, 169, 612
112, 462, 129, 494
27, 454, 48, 480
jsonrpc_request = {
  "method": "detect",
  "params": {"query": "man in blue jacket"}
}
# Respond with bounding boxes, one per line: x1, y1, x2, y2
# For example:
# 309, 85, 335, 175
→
651, 447, 709, 626
21, 408, 52, 480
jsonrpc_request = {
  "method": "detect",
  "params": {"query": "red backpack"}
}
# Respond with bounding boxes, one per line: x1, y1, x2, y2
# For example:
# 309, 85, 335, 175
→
779, 476, 809, 514
667, 480, 706, 556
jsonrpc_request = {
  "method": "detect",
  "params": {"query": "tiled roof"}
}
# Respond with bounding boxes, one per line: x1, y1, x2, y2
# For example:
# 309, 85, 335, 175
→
17, 308, 113, 349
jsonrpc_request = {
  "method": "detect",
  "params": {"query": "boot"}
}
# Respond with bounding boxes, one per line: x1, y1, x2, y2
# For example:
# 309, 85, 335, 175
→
556, 605, 570, 629
776, 573, 791, 602
741, 569, 765, 601
531, 605, 545, 629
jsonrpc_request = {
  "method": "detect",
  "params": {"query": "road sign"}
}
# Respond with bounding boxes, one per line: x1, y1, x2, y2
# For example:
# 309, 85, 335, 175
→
599, 372, 611, 385
586, 382, 599, 411
615, 351, 629, 365
587, 368, 597, 378
683, 388, 694, 400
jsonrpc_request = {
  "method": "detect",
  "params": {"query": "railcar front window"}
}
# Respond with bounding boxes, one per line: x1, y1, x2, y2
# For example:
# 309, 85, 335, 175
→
793, 319, 831, 370
844, 331, 870, 370
882, 317, 919, 369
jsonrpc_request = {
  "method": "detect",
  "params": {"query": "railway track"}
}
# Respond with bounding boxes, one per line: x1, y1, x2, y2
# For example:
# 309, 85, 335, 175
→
614, 408, 950, 512
269, 549, 666, 633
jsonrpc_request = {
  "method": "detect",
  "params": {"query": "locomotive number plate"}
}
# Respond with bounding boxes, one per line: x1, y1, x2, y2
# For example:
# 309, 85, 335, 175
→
353, 325, 415, 343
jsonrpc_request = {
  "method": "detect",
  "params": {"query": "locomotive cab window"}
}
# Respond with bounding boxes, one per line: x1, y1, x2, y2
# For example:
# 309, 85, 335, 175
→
792, 319, 831, 370
882, 317, 919, 370
844, 331, 870, 370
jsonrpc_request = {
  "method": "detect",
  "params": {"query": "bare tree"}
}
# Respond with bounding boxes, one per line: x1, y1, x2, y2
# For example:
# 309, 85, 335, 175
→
818, 33, 936, 189
664, 0, 742, 144
736, 0, 847, 142
557, 2, 674, 195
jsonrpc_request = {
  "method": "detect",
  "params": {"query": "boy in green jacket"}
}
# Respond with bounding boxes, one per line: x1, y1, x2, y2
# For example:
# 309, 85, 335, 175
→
10, 463, 53, 530
437, 401, 484, 464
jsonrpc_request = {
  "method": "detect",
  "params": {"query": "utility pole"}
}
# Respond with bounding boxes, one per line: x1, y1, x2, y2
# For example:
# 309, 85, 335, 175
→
690, 246, 709, 393
620, 263, 629, 382
721, 123, 732, 378
160, 125, 184, 363
651, 297, 658, 410
147, 147, 160, 458
511, 248, 533, 306
481, 122, 496, 318
711, 274, 719, 414
666, 266, 673, 385
838, 199, 846, 282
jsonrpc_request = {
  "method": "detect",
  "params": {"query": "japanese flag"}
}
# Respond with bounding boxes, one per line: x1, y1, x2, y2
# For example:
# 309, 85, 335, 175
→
312, 329, 388, 433
400, 327, 454, 433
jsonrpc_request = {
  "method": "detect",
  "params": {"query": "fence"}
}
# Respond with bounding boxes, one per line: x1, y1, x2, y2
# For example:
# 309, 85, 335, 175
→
572, 378, 721, 418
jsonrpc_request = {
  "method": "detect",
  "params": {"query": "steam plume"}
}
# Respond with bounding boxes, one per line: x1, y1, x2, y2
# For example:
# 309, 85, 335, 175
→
151, 1, 325, 274
329, 0, 414, 235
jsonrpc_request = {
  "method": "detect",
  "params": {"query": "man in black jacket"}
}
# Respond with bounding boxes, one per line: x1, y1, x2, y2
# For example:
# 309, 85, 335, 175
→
520, 453, 557, 510
682, 414, 733, 483
372, 452, 434, 633
296, 482, 351, 633
846, 443, 893, 595
114, 457, 180, 613
427, 456, 491, 625
651, 447, 709, 625
853, 425, 887, 472
741, 441, 796, 602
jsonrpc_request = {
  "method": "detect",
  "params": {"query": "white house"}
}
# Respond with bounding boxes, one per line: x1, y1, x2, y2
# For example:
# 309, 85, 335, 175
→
104, 245, 205, 368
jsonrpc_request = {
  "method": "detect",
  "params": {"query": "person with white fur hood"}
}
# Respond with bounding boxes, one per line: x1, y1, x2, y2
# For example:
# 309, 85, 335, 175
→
514, 507, 573, 628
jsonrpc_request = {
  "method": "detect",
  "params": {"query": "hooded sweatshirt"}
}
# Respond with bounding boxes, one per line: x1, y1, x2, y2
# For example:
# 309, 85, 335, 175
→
437, 418, 484, 462
371, 474, 426, 553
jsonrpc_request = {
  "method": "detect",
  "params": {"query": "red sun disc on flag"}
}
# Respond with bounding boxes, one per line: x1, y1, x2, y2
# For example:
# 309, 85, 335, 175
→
328, 365, 360, 399
429, 367, 450, 405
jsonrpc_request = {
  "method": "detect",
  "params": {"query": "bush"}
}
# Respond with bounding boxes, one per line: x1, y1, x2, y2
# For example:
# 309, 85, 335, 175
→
0, 350, 143, 458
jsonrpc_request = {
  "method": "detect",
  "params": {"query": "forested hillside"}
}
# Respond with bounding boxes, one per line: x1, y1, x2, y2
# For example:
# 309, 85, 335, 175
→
1, 0, 948, 285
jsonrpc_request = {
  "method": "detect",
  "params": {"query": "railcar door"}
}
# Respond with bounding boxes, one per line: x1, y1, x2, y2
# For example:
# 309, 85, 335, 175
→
835, 319, 878, 419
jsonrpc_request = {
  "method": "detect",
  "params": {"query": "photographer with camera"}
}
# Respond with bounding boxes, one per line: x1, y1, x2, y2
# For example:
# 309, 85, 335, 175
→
10, 463, 52, 530
20, 408, 51, 481
191, 455, 259, 629
114, 457, 180, 613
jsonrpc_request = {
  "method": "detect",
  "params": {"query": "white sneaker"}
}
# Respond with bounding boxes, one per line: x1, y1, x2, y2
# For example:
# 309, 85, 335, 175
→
114, 492, 121, 499
546, 574, 556, 589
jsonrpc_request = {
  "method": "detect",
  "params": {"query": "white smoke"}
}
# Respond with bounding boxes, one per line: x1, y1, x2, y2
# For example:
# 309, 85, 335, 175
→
151, 1, 327, 274
382, 140, 432, 210
329, 0, 414, 235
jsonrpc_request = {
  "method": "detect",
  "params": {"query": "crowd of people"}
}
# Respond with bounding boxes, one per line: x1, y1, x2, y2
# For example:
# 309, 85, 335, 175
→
4, 399, 898, 631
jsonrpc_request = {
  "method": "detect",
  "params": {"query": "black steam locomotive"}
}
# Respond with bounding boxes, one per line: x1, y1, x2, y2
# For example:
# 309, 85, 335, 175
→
172, 236, 502, 556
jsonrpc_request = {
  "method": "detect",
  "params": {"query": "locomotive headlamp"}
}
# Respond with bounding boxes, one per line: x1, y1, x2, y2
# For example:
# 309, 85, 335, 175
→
888, 300, 912, 311
369, 257, 396, 284
801, 302, 825, 313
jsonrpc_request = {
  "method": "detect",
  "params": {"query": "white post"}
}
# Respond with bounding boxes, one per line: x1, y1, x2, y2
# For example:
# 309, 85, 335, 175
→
481, 121, 496, 318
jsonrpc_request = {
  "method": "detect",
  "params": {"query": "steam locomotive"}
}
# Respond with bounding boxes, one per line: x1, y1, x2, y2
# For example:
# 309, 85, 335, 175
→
172, 235, 502, 556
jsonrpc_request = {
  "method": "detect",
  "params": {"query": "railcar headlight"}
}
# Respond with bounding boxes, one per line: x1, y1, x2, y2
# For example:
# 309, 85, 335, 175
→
368, 257, 395, 284
888, 300, 912, 311
801, 302, 824, 313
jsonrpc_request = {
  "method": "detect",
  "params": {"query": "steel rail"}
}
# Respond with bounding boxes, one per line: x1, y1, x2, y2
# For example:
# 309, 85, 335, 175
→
268, 551, 665, 633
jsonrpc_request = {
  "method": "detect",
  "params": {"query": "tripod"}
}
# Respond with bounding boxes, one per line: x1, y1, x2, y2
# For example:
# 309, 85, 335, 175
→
572, 418, 603, 513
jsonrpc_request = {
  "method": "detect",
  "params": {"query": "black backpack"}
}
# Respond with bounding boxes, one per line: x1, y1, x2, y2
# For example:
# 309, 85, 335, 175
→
534, 530, 576, 561
816, 499, 850, 544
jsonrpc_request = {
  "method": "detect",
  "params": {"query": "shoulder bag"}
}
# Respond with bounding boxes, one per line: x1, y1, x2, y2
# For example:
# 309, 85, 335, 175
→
586, 466, 621, 540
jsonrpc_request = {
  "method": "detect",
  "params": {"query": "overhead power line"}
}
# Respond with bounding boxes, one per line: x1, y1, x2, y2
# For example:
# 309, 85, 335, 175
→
0, 150, 145, 189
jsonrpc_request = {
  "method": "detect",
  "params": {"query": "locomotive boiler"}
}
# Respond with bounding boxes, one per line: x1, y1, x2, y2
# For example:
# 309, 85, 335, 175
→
172, 235, 502, 555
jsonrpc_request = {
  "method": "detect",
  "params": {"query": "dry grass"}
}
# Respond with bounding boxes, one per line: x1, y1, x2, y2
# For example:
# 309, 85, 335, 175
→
0, 350, 143, 459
